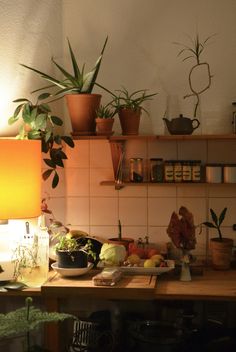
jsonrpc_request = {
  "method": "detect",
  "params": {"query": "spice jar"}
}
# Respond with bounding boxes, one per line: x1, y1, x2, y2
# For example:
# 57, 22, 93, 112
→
173, 160, 182, 182
191, 160, 201, 182
129, 158, 143, 182
150, 158, 163, 182
205, 164, 222, 183
182, 161, 192, 182
164, 160, 174, 182
223, 164, 236, 183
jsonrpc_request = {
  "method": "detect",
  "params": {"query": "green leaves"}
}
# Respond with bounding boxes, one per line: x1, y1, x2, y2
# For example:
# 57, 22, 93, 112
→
203, 207, 227, 241
20, 36, 108, 95
9, 92, 75, 189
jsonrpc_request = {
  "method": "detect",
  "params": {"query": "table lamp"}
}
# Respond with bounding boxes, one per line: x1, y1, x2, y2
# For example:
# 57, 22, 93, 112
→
0, 139, 44, 285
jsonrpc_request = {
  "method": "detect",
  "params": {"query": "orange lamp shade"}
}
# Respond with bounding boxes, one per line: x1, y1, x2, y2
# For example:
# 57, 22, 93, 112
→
0, 139, 41, 219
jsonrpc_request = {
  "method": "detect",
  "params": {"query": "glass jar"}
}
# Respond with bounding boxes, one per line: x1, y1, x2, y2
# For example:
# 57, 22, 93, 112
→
150, 158, 163, 182
223, 164, 236, 183
191, 160, 201, 182
173, 161, 182, 182
164, 160, 174, 182
129, 158, 143, 182
205, 164, 222, 183
182, 161, 192, 182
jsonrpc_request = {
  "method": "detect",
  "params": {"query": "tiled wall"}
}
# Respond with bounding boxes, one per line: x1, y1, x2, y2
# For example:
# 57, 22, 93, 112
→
42, 138, 236, 261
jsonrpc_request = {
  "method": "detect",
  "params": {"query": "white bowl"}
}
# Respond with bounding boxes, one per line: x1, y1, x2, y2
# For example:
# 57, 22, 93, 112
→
51, 262, 93, 277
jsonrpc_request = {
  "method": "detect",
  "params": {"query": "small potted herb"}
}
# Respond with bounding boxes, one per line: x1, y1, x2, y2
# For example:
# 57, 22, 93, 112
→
95, 103, 116, 136
55, 233, 95, 269
202, 207, 233, 270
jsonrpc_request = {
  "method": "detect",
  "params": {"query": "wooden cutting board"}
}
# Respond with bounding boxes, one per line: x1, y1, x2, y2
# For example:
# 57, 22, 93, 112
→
42, 270, 157, 300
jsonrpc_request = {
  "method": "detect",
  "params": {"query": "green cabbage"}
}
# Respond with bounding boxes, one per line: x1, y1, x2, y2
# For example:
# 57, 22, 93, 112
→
99, 243, 126, 266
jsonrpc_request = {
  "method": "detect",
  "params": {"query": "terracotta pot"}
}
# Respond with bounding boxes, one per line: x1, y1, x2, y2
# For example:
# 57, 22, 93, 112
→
95, 118, 114, 136
57, 250, 88, 268
66, 94, 101, 135
108, 237, 134, 251
118, 108, 141, 135
210, 238, 233, 270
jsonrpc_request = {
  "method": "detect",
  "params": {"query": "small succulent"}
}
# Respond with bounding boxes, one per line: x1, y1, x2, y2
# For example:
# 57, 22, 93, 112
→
96, 103, 116, 119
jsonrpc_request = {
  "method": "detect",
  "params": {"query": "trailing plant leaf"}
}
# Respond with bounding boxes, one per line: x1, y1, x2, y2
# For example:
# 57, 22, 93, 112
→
202, 207, 227, 241
9, 92, 74, 188
219, 207, 227, 226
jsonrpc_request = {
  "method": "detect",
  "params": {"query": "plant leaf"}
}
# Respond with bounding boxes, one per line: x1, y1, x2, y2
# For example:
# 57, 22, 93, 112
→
61, 136, 75, 148
219, 207, 227, 226
44, 158, 56, 168
202, 221, 216, 228
51, 115, 63, 126
52, 172, 59, 188
42, 169, 54, 181
210, 208, 218, 226
38, 92, 51, 100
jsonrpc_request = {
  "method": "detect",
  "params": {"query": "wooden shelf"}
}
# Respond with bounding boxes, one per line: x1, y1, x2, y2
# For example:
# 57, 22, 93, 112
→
100, 181, 236, 189
72, 134, 236, 141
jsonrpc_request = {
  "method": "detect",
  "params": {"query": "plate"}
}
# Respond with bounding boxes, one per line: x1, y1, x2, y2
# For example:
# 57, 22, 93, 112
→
119, 260, 175, 275
51, 262, 93, 277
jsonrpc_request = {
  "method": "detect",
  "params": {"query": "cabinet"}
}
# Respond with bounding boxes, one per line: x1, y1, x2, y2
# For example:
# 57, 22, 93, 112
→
100, 134, 236, 189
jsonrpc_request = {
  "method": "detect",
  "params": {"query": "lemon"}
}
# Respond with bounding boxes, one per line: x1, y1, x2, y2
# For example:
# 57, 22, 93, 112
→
144, 259, 156, 268
150, 254, 164, 266
127, 254, 141, 265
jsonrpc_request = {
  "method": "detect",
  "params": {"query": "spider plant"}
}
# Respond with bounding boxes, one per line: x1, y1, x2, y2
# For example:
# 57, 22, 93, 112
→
108, 87, 157, 115
8, 92, 74, 188
20, 36, 108, 96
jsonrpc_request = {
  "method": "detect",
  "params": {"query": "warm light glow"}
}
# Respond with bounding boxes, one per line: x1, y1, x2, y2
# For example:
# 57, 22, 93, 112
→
0, 139, 41, 219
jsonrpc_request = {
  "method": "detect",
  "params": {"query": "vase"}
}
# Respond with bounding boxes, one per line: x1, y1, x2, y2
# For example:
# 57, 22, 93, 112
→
180, 262, 191, 282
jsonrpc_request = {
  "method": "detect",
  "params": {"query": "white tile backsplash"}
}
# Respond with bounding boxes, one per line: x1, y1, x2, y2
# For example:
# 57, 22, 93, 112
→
50, 138, 236, 260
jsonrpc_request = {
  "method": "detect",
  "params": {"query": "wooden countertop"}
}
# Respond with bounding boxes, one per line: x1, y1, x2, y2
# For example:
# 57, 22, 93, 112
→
1, 268, 236, 301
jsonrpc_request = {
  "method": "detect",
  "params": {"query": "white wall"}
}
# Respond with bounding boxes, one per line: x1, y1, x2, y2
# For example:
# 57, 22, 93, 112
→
62, 0, 236, 135
0, 0, 62, 136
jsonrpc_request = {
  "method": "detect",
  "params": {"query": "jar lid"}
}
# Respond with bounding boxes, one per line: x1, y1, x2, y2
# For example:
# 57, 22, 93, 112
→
224, 163, 236, 167
150, 158, 163, 161
205, 163, 222, 167
130, 158, 143, 161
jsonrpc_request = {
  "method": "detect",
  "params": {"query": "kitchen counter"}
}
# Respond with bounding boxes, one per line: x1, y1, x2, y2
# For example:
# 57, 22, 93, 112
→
1, 268, 236, 352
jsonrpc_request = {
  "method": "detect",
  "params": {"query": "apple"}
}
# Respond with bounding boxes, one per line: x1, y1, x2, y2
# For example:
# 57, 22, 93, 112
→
147, 248, 159, 259
128, 243, 146, 258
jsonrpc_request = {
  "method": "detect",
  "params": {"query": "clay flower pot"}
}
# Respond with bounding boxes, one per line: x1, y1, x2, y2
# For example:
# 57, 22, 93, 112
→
108, 237, 134, 251
66, 94, 101, 135
210, 238, 233, 270
95, 118, 114, 136
118, 108, 141, 135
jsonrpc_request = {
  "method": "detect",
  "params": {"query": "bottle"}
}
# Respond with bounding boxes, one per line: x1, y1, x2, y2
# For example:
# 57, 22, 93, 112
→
150, 158, 163, 182
129, 158, 143, 182
205, 164, 222, 183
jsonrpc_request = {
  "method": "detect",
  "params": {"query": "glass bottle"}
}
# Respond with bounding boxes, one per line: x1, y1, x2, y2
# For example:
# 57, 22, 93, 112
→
15, 217, 49, 288
174, 160, 182, 183
164, 160, 174, 182
150, 158, 163, 182
129, 158, 143, 182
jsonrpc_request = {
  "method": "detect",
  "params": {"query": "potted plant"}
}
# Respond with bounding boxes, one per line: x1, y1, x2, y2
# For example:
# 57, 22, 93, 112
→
203, 207, 234, 270
95, 103, 116, 136
8, 92, 74, 188
55, 233, 96, 269
108, 87, 157, 135
20, 36, 108, 136
108, 220, 134, 251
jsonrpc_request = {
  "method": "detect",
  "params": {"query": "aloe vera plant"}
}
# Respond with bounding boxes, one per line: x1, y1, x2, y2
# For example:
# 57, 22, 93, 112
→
203, 207, 227, 241
96, 103, 116, 119
20, 36, 108, 96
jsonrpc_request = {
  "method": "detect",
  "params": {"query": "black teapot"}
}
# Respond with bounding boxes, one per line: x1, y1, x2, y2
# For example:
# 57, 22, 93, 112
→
163, 114, 200, 135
